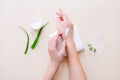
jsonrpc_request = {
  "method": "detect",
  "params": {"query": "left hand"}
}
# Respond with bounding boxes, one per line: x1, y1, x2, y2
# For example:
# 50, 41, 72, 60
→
48, 32, 66, 65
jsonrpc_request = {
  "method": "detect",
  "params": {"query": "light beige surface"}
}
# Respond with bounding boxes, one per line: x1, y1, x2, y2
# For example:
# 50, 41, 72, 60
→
0, 0, 120, 80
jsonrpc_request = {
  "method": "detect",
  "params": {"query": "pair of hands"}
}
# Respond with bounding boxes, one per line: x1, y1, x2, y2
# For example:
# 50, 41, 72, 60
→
48, 9, 75, 66
45, 10, 86, 80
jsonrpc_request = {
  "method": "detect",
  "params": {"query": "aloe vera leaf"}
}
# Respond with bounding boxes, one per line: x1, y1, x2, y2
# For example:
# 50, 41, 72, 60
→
88, 44, 92, 47
93, 48, 96, 53
19, 26, 30, 54
31, 22, 49, 49
89, 47, 93, 51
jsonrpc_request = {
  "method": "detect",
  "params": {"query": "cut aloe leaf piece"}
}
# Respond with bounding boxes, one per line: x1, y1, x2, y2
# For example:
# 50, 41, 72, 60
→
89, 47, 93, 51
93, 48, 96, 53
31, 22, 49, 49
19, 26, 30, 54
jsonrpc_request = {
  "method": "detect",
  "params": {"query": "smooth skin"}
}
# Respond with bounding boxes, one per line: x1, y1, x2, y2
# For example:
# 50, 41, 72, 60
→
43, 32, 66, 80
43, 9, 87, 80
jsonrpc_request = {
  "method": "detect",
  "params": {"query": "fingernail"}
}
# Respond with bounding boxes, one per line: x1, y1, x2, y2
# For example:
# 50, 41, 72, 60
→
60, 32, 62, 35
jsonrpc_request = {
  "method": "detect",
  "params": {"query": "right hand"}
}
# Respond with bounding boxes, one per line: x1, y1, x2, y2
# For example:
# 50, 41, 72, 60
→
56, 9, 77, 56
56, 9, 74, 40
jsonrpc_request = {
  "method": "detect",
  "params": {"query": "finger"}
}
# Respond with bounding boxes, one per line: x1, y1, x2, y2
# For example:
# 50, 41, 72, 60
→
48, 38, 54, 51
56, 12, 61, 17
58, 19, 66, 35
56, 9, 63, 16
48, 32, 59, 49
59, 9, 70, 21
53, 32, 60, 48
57, 19, 62, 29
57, 19, 63, 32
60, 40, 66, 54
56, 10, 63, 21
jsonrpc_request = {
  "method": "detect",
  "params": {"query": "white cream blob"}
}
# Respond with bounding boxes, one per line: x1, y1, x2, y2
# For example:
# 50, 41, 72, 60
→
30, 19, 42, 30
64, 28, 70, 36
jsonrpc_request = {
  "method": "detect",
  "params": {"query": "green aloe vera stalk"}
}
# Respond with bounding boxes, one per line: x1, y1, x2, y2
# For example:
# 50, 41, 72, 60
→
89, 47, 93, 51
93, 48, 96, 53
19, 26, 30, 54
31, 22, 49, 49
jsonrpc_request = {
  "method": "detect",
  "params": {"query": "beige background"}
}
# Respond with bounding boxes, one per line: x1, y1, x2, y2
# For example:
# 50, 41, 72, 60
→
0, 0, 120, 80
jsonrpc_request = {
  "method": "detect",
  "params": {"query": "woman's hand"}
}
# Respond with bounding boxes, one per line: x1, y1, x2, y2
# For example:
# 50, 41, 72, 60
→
56, 9, 74, 41
43, 32, 66, 80
56, 9, 87, 80
56, 9, 77, 55
48, 32, 66, 65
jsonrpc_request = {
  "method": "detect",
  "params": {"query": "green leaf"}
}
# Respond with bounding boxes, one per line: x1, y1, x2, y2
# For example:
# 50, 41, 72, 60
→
31, 22, 49, 49
93, 48, 96, 53
89, 47, 93, 51
88, 44, 92, 47
19, 26, 30, 54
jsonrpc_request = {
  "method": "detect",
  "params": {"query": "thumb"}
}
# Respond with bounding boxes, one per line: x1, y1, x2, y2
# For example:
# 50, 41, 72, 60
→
60, 40, 66, 55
